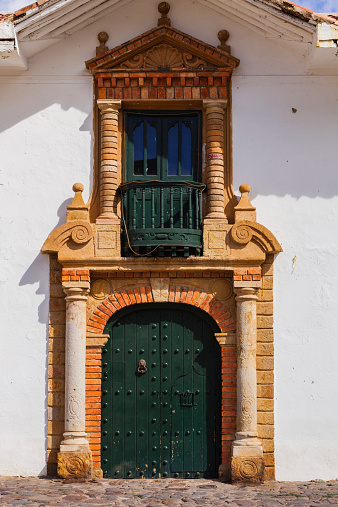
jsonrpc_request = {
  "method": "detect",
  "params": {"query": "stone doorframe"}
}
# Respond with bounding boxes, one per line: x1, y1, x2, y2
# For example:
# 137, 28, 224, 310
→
55, 269, 268, 483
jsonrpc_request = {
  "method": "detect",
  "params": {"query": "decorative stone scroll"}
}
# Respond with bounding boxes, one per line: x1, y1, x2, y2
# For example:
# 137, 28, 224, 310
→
231, 221, 282, 253
41, 221, 93, 253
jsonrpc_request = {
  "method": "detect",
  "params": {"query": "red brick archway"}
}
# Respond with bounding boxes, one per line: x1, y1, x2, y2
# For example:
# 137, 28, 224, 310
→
87, 284, 235, 334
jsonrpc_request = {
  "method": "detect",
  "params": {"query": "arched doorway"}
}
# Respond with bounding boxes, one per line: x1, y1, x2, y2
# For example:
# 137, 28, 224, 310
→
101, 303, 221, 478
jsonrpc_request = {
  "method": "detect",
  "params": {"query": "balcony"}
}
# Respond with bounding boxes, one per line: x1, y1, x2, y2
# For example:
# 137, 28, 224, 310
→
120, 181, 205, 257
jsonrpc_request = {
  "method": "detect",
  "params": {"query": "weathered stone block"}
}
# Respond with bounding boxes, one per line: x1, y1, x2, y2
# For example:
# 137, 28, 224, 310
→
258, 412, 274, 425
257, 356, 274, 370
257, 316, 274, 328
257, 370, 274, 384
57, 451, 93, 479
262, 438, 274, 453
257, 329, 274, 342
257, 343, 274, 356
231, 456, 265, 484
258, 424, 274, 439
257, 398, 274, 411
257, 302, 273, 315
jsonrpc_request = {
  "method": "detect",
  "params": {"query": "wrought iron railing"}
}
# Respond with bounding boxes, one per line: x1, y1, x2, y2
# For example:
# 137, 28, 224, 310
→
120, 181, 205, 257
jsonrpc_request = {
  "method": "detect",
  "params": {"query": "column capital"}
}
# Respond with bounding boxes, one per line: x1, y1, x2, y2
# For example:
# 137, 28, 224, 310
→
203, 99, 228, 112
234, 287, 259, 301
97, 99, 121, 112
215, 332, 236, 347
63, 281, 90, 301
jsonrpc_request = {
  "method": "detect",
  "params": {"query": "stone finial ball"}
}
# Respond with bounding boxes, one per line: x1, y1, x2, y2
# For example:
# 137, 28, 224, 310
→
73, 183, 84, 193
158, 2, 170, 15
239, 184, 251, 194
97, 31, 109, 44
218, 29, 230, 44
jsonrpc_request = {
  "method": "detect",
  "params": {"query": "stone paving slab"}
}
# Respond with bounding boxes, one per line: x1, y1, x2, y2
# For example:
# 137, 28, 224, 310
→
0, 477, 337, 507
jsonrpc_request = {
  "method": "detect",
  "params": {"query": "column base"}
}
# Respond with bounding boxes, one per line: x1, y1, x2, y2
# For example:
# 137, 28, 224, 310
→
231, 456, 265, 484
57, 450, 93, 480
231, 438, 264, 484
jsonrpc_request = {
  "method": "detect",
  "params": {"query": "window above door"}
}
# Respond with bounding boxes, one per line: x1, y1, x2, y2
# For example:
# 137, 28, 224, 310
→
124, 111, 201, 183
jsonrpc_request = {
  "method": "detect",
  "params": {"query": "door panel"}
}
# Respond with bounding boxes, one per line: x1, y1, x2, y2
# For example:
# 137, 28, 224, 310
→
102, 303, 221, 478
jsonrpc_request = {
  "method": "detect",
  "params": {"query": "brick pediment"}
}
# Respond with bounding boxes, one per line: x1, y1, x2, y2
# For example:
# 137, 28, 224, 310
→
86, 26, 239, 72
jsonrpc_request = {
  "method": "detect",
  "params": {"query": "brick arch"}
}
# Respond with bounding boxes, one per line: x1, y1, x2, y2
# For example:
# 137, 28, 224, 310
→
87, 284, 235, 334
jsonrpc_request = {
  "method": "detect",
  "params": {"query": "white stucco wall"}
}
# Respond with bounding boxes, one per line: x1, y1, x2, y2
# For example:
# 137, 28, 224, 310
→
0, 0, 337, 479
232, 76, 338, 481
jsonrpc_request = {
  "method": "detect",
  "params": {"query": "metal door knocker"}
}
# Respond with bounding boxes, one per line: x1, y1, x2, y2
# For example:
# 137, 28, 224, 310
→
137, 359, 147, 374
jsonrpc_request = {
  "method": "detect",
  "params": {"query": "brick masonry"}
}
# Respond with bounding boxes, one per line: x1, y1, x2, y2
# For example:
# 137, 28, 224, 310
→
95, 71, 229, 101
47, 263, 275, 480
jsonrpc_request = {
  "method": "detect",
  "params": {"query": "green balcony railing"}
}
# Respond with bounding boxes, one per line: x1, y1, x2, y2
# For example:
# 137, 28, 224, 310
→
120, 181, 205, 257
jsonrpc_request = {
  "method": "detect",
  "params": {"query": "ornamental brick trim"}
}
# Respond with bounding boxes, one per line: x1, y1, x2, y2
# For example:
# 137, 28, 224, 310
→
96, 70, 229, 100
87, 285, 154, 333
87, 284, 235, 334
168, 285, 235, 332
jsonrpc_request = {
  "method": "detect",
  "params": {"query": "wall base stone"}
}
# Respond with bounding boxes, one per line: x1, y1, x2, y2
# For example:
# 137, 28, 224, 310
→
218, 463, 231, 482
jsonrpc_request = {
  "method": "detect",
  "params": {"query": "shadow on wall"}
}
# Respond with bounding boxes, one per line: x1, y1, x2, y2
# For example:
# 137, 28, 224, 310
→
0, 78, 94, 202
19, 251, 50, 477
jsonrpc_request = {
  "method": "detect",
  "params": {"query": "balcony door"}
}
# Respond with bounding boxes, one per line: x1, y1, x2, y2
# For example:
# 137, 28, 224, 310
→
121, 112, 204, 257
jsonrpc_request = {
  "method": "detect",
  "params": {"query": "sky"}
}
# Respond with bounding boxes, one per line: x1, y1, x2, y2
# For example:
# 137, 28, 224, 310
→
0, 0, 337, 13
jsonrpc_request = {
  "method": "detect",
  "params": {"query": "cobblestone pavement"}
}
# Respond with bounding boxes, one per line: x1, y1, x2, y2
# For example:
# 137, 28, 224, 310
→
0, 477, 337, 507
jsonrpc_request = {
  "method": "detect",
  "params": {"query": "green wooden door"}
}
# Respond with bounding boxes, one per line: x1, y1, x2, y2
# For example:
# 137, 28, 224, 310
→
101, 303, 221, 479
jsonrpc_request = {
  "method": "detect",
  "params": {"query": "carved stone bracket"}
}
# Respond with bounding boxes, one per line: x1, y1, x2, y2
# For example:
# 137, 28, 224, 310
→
41, 220, 93, 254
231, 221, 282, 254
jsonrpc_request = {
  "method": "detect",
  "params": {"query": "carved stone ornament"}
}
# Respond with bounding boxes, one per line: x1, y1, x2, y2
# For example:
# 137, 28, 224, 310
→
41, 221, 93, 254
231, 456, 265, 484
91, 279, 111, 300
144, 44, 183, 68
231, 221, 282, 253
120, 44, 209, 70
57, 452, 92, 479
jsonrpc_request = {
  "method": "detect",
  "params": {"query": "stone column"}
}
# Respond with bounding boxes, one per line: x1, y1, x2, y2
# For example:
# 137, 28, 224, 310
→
203, 100, 228, 220
202, 100, 230, 257
97, 100, 121, 224
231, 287, 264, 483
58, 280, 92, 479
